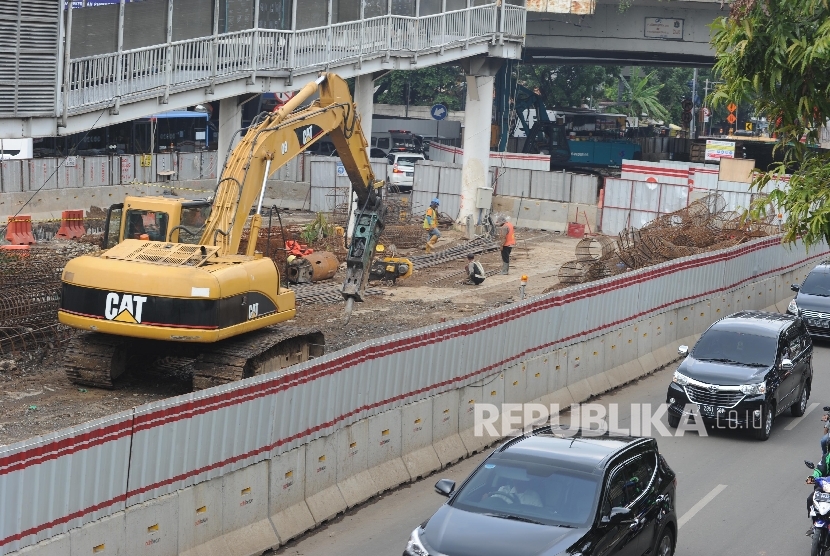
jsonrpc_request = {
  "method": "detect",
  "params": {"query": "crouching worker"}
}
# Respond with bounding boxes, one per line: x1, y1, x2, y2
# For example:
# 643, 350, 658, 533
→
465, 253, 486, 285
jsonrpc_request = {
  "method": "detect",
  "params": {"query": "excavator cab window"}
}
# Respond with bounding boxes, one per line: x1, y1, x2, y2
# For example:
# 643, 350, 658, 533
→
102, 203, 123, 249
172, 203, 212, 244
125, 209, 169, 241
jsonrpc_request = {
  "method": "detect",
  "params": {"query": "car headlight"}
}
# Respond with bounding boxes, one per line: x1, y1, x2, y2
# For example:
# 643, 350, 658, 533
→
405, 527, 429, 556
739, 383, 766, 396
788, 299, 798, 314
673, 371, 690, 386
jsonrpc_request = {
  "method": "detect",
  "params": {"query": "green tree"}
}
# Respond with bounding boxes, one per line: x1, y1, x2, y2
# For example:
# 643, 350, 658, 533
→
613, 68, 670, 122
711, 0, 830, 247
516, 65, 618, 110
373, 66, 467, 110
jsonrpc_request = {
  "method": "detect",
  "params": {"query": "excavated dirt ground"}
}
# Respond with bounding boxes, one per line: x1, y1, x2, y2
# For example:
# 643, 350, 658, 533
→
0, 225, 581, 446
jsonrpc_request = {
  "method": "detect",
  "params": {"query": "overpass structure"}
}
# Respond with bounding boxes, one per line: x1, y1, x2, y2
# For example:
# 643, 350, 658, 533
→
0, 0, 524, 139
0, 0, 726, 225
525, 0, 725, 67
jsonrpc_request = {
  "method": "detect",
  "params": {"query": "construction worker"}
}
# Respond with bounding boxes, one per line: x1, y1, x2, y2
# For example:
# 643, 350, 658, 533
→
423, 198, 441, 253
498, 215, 515, 274
465, 253, 486, 285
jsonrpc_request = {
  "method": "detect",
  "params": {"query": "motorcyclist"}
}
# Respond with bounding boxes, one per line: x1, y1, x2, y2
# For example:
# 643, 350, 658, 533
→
808, 452, 830, 536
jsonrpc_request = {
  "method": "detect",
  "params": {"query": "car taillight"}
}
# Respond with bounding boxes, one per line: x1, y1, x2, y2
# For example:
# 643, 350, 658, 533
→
393, 163, 403, 173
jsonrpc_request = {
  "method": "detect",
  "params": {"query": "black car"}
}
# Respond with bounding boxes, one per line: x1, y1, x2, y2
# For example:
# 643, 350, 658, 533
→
666, 311, 813, 440
405, 429, 677, 556
787, 263, 830, 338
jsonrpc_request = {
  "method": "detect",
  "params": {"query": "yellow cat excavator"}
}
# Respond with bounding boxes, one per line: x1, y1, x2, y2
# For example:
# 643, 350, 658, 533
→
58, 73, 391, 390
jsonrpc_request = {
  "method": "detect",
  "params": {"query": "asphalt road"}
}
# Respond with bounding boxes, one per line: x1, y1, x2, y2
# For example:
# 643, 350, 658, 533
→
274, 343, 830, 556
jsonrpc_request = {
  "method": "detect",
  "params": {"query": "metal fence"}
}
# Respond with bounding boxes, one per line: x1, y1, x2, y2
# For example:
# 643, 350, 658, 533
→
412, 158, 599, 215
0, 233, 827, 553
601, 171, 791, 236
1, 234, 825, 554
64, 3, 524, 115
0, 152, 226, 194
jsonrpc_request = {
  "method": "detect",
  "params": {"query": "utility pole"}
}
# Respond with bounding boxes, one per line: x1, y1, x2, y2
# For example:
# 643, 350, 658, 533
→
690, 68, 697, 138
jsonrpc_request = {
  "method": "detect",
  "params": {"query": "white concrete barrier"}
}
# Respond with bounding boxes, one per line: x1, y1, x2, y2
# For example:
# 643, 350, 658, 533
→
336, 421, 377, 508
401, 398, 441, 480
6, 245, 825, 556
125, 493, 178, 556
366, 409, 409, 493
303, 434, 346, 524
268, 446, 314, 545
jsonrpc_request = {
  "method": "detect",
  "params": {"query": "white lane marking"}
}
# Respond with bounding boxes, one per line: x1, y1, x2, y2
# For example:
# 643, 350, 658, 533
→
785, 402, 820, 430
678, 484, 727, 529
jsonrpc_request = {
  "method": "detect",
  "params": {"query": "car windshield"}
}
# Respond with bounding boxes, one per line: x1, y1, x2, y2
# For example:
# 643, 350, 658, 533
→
692, 329, 777, 367
450, 456, 600, 527
396, 157, 421, 167
800, 272, 830, 297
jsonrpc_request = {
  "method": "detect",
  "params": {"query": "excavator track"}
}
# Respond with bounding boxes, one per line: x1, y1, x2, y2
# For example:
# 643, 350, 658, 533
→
192, 326, 324, 390
62, 327, 324, 391
64, 332, 128, 389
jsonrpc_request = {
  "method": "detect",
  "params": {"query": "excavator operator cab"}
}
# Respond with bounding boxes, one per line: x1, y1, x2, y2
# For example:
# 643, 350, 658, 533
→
102, 196, 212, 249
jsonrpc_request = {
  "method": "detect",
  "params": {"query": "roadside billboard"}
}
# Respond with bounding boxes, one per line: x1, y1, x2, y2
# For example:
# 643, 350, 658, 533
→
705, 140, 736, 161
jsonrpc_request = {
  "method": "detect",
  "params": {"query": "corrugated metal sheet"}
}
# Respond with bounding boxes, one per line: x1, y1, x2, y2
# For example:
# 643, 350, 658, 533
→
118, 156, 135, 184
2, 232, 827, 554
27, 159, 58, 191
658, 184, 688, 214
570, 174, 599, 205
309, 158, 337, 212
493, 167, 531, 198
201, 151, 218, 180
0, 410, 132, 554
631, 180, 660, 213
413, 160, 441, 197
530, 170, 569, 202
85, 156, 110, 188
600, 207, 629, 236
177, 153, 202, 181
58, 158, 84, 189
0, 160, 23, 193
127, 375, 276, 505
437, 164, 462, 197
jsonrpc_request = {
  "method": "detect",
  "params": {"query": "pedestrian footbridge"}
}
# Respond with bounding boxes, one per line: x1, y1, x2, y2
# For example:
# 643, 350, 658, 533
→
0, 0, 525, 138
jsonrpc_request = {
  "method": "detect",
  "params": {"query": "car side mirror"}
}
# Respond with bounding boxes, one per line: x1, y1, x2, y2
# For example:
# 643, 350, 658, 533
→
781, 359, 794, 371
678, 345, 689, 356
434, 479, 456, 497
602, 507, 635, 526
791, 284, 800, 292
807, 460, 816, 470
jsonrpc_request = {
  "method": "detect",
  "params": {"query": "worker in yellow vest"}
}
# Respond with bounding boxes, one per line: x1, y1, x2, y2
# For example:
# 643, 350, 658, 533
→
423, 198, 441, 253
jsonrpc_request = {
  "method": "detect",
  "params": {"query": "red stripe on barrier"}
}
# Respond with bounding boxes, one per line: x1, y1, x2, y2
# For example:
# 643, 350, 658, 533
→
0, 420, 133, 475
125, 245, 830, 499
2, 239, 826, 548
0, 494, 127, 548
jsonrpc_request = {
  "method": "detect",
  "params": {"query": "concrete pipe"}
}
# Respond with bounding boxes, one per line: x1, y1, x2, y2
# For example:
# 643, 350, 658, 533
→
286, 251, 340, 283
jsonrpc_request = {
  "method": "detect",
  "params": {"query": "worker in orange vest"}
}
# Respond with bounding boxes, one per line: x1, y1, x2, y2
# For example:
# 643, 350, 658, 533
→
498, 215, 515, 274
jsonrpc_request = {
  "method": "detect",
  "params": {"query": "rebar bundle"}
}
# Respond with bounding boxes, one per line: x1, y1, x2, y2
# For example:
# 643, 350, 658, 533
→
0, 247, 79, 356
558, 193, 775, 286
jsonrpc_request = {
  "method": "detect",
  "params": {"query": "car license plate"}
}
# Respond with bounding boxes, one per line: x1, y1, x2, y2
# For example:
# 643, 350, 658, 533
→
817, 492, 830, 502
699, 404, 715, 416
809, 318, 830, 328
406, 172, 413, 177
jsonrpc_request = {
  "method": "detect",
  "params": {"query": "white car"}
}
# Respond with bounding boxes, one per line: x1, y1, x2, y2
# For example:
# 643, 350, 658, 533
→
386, 152, 424, 192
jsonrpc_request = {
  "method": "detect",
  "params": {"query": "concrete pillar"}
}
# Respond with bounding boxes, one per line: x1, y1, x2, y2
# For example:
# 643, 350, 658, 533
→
457, 57, 502, 229
349, 73, 375, 239
218, 96, 244, 175
354, 73, 375, 159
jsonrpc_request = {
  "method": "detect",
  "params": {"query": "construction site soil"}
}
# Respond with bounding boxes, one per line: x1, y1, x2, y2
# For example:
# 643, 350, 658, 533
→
0, 227, 580, 446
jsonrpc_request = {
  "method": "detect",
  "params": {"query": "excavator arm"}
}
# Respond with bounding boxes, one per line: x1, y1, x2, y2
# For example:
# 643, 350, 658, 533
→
199, 73, 384, 319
